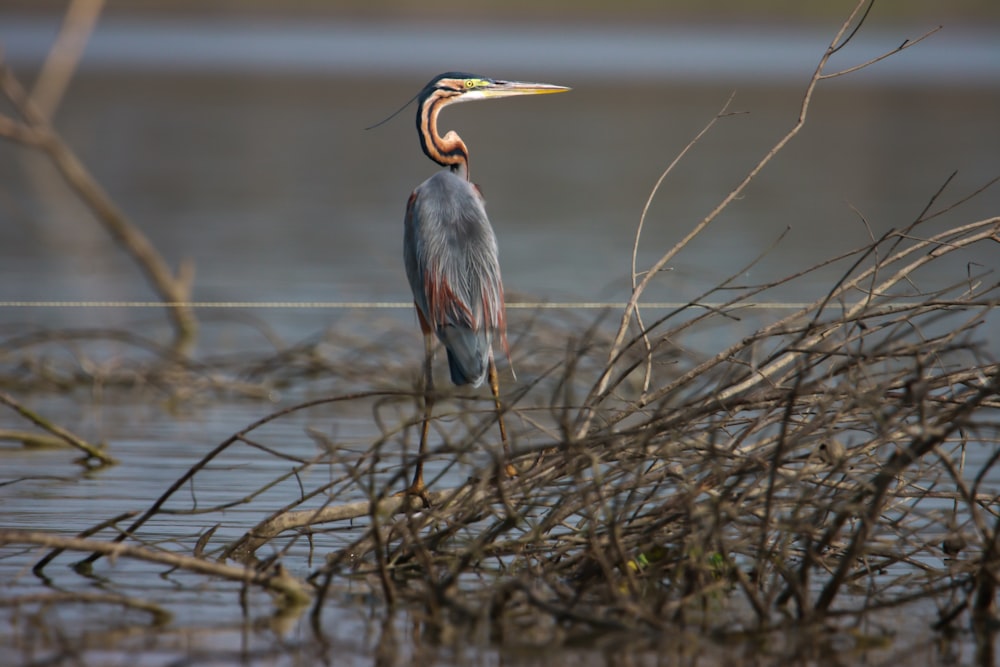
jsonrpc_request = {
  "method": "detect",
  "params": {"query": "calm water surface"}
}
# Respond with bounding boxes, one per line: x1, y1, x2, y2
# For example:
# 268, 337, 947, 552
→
1, 14, 998, 666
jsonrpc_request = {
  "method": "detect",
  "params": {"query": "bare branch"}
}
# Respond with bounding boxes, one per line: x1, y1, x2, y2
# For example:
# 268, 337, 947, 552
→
0, 391, 114, 466
0, 530, 310, 605
0, 54, 198, 353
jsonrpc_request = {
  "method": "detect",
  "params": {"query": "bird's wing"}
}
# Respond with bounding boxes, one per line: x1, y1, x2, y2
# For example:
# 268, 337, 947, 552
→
403, 172, 508, 385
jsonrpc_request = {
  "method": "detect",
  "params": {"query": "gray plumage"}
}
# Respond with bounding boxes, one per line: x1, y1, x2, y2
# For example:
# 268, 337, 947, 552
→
390, 73, 567, 494
404, 170, 506, 387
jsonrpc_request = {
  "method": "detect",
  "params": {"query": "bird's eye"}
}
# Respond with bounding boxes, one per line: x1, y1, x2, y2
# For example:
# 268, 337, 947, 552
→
464, 80, 476, 88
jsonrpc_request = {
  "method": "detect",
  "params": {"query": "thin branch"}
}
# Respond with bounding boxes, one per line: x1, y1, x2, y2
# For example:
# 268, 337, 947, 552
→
0, 391, 114, 466
580, 0, 893, 438
0, 530, 310, 605
29, 0, 106, 119
819, 26, 942, 80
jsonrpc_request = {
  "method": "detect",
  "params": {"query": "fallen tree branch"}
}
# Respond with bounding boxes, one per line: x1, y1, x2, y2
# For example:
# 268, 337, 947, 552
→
228, 484, 496, 561
0, 530, 310, 606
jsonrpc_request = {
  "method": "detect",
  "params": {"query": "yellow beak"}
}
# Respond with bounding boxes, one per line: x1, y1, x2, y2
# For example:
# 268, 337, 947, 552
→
481, 80, 571, 99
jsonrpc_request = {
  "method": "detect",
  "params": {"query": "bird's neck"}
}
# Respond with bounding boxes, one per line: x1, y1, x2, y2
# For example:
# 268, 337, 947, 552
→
419, 94, 470, 179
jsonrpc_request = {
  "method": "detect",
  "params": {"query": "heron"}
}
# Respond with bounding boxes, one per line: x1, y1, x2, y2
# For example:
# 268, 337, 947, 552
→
397, 72, 569, 495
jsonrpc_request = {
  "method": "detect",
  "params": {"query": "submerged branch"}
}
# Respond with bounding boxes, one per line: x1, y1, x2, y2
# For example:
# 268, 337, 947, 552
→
0, 391, 115, 466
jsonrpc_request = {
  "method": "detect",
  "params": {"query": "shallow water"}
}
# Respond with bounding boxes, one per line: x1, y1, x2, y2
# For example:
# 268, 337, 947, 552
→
1, 12, 999, 666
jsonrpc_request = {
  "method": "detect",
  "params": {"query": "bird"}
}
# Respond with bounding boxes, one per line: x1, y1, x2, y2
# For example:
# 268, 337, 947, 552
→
398, 72, 569, 496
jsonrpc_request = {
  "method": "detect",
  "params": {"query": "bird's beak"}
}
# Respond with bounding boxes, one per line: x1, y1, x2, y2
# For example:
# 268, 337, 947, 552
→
482, 80, 571, 99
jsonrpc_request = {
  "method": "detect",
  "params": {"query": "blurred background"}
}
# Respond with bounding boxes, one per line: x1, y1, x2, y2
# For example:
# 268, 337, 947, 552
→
0, 0, 998, 343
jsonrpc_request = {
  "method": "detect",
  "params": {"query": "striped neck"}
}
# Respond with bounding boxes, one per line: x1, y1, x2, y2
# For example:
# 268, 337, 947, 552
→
417, 90, 470, 179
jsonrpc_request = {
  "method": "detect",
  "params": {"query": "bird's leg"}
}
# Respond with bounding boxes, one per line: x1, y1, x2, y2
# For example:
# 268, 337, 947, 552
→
488, 356, 516, 478
405, 334, 435, 499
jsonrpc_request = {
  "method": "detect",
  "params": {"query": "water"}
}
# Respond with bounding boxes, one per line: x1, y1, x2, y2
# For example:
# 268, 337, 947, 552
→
1, 16, 997, 314
3, 16, 998, 83
1, 13, 999, 666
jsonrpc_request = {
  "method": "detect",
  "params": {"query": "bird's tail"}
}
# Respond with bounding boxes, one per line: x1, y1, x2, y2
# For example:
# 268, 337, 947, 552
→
441, 326, 490, 388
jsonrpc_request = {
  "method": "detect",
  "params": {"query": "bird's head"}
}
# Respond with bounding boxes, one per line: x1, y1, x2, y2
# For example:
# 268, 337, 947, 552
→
366, 72, 568, 176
